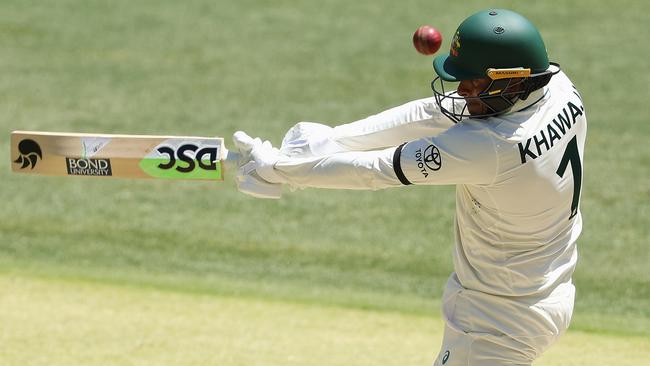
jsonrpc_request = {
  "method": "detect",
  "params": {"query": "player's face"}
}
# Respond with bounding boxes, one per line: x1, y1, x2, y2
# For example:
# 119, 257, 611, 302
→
457, 78, 492, 115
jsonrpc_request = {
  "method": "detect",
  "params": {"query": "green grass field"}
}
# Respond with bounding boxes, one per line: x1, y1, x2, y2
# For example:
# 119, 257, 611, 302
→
2, 0, 649, 365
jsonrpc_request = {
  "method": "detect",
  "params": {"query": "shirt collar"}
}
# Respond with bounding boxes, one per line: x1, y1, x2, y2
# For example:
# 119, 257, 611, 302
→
509, 87, 548, 114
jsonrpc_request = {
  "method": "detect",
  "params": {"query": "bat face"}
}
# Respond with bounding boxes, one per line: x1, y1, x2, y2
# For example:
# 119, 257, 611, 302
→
11, 131, 231, 181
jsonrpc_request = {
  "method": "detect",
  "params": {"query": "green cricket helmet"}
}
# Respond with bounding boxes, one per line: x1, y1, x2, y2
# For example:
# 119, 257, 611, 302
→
431, 9, 559, 122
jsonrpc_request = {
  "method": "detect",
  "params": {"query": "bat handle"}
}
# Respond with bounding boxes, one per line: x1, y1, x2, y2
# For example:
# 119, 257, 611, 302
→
223, 148, 240, 172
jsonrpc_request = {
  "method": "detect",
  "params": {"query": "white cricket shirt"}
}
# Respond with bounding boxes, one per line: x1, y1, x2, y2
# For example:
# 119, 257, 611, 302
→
274, 70, 586, 298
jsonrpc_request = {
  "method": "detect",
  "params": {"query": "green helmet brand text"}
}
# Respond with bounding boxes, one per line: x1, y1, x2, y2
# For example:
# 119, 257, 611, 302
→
139, 143, 223, 180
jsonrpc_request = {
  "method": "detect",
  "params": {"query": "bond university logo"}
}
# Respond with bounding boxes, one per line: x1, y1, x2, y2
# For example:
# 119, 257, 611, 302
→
66, 157, 113, 176
139, 138, 223, 180
450, 31, 461, 57
415, 144, 442, 178
65, 136, 113, 176
13, 139, 42, 169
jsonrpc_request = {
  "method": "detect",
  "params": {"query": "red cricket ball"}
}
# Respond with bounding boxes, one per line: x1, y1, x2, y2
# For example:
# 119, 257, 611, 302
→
413, 25, 443, 55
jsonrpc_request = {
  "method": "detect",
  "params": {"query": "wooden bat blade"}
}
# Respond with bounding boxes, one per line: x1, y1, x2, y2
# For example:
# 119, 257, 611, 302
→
10, 131, 235, 181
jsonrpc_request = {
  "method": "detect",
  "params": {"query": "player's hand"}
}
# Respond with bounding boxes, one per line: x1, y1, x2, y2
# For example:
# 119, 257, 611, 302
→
280, 122, 342, 157
232, 131, 283, 199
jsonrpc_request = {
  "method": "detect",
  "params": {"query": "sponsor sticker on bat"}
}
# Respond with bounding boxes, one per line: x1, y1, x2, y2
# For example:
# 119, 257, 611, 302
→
81, 137, 111, 158
66, 158, 113, 176
139, 138, 223, 180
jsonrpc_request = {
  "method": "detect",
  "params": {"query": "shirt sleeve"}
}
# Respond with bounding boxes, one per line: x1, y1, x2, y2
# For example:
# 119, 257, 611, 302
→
273, 148, 402, 190
393, 121, 498, 185
271, 121, 498, 190
280, 97, 455, 158
330, 97, 455, 151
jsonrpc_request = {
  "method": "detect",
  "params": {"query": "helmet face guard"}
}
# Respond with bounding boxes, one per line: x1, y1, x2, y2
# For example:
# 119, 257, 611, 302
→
431, 77, 528, 123
431, 65, 559, 123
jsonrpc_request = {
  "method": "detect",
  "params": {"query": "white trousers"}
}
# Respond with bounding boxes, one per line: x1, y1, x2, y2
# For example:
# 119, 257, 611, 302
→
433, 274, 575, 366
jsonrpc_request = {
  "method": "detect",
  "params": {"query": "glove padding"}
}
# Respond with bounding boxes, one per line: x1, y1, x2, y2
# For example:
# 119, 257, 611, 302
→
232, 131, 283, 199
280, 122, 343, 158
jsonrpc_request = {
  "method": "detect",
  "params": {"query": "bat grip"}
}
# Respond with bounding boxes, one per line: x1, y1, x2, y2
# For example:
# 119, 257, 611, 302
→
223, 148, 240, 172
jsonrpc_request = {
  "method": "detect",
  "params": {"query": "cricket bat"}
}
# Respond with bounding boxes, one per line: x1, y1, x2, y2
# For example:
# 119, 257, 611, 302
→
10, 131, 240, 181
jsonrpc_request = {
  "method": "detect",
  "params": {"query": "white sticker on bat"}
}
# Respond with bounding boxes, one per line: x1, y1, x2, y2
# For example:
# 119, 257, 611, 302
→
81, 137, 111, 158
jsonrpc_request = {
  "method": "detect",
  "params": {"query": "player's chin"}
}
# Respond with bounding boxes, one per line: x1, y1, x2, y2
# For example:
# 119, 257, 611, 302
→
466, 102, 488, 117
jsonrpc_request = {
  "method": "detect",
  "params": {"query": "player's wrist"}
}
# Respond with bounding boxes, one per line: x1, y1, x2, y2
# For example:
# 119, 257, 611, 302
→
255, 161, 284, 184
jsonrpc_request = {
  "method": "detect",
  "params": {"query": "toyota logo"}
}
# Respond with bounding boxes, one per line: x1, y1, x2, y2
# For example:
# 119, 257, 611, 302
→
423, 144, 441, 171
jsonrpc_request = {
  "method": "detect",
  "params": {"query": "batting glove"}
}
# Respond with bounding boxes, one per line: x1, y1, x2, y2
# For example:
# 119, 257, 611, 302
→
232, 131, 283, 199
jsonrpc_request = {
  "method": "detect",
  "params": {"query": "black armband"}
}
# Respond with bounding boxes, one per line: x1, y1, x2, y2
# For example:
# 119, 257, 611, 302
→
393, 143, 412, 185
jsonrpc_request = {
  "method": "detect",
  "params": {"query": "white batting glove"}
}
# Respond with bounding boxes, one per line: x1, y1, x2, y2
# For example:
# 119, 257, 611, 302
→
232, 131, 283, 199
280, 122, 343, 157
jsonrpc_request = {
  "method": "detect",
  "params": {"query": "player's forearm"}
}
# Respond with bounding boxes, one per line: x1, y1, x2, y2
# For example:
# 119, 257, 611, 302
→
330, 97, 452, 151
273, 148, 402, 190
282, 98, 453, 158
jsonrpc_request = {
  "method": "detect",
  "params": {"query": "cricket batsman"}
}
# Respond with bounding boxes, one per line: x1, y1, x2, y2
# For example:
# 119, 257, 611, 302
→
233, 9, 586, 366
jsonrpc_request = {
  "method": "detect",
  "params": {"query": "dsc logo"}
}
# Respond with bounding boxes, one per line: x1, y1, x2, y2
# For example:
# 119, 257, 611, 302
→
156, 144, 218, 172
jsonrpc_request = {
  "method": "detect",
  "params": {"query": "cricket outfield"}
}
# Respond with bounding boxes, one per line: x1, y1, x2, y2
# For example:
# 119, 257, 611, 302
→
1, 274, 649, 365
1, 0, 648, 365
